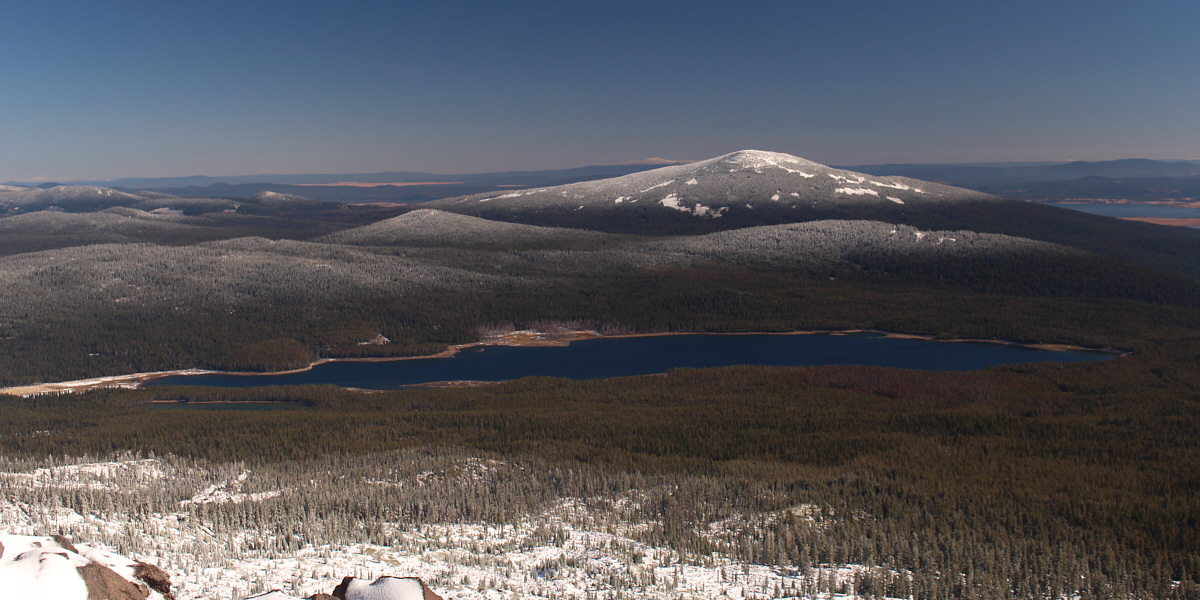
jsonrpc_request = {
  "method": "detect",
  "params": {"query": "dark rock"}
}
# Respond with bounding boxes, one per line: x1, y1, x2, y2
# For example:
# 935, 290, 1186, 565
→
51, 534, 79, 553
78, 561, 149, 600
331, 577, 352, 599
135, 561, 176, 600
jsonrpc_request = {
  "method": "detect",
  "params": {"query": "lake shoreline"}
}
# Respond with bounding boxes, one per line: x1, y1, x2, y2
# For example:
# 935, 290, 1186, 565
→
0, 329, 1123, 397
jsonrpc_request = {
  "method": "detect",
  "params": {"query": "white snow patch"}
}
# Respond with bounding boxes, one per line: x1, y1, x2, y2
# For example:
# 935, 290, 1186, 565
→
684, 178, 698, 185
770, 193, 780, 201
182, 489, 282, 506
341, 576, 425, 600
639, 180, 674, 193
722, 150, 818, 176
0, 535, 169, 600
914, 231, 926, 240
181, 470, 282, 506
887, 196, 905, 204
613, 196, 626, 204
835, 187, 879, 197
0, 541, 89, 600
870, 180, 911, 191
0, 459, 167, 492
828, 173, 865, 184
660, 194, 726, 218
789, 192, 800, 197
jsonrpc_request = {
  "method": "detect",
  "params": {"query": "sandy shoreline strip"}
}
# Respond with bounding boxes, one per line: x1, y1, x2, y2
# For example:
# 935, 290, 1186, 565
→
0, 329, 1121, 397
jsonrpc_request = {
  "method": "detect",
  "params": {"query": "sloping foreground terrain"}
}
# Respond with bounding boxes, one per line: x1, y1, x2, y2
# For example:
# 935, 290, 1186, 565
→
0, 532, 441, 600
0, 533, 174, 600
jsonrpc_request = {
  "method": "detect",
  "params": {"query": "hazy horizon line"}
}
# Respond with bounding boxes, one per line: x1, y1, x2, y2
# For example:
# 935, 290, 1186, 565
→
6, 155, 1200, 187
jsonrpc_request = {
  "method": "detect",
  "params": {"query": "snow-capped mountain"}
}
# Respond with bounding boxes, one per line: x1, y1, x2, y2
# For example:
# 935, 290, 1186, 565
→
427, 150, 995, 227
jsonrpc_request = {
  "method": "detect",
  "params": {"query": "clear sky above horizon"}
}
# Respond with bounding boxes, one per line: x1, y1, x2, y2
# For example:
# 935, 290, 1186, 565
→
2, 0, 1198, 181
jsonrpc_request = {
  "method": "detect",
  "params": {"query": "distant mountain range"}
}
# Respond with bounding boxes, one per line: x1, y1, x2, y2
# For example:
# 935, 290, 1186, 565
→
2, 160, 686, 193
845, 158, 1200, 202
8, 157, 1197, 203
844, 158, 1200, 186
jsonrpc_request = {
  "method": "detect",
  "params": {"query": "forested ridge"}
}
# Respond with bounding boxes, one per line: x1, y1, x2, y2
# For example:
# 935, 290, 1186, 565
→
2, 211, 1197, 385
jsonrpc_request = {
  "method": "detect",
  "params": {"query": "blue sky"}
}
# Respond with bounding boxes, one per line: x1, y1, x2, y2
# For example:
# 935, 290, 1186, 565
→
2, 0, 1197, 180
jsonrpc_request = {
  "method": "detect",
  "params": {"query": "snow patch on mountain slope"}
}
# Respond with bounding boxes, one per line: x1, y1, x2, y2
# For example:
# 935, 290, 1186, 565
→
719, 149, 822, 174
836, 187, 879, 197
828, 173, 865, 185
0, 458, 168, 492
660, 194, 727, 218
182, 470, 282, 506
639, 180, 674, 193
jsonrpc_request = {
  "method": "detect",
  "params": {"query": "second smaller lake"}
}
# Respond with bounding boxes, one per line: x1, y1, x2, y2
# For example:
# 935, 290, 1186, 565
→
1052, 202, 1200, 220
143, 332, 1111, 390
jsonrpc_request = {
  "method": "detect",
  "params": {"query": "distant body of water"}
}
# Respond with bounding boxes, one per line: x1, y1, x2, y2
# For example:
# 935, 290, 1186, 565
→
143, 333, 1111, 390
1052, 202, 1200, 222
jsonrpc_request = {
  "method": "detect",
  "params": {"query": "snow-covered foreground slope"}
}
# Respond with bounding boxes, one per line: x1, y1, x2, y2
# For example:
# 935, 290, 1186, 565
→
1, 454, 906, 600
0, 533, 173, 600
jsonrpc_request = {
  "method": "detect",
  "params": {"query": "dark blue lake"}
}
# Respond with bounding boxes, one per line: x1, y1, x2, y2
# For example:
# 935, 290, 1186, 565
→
143, 333, 1111, 390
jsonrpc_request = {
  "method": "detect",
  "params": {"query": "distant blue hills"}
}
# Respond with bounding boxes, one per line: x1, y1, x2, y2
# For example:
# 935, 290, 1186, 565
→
6, 162, 690, 190
7, 158, 1198, 203
844, 157, 1200, 186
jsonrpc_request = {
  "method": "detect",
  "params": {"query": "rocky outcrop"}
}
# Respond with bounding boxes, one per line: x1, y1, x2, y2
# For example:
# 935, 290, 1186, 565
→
333, 576, 443, 600
0, 534, 174, 600
248, 576, 443, 600
2, 533, 443, 600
